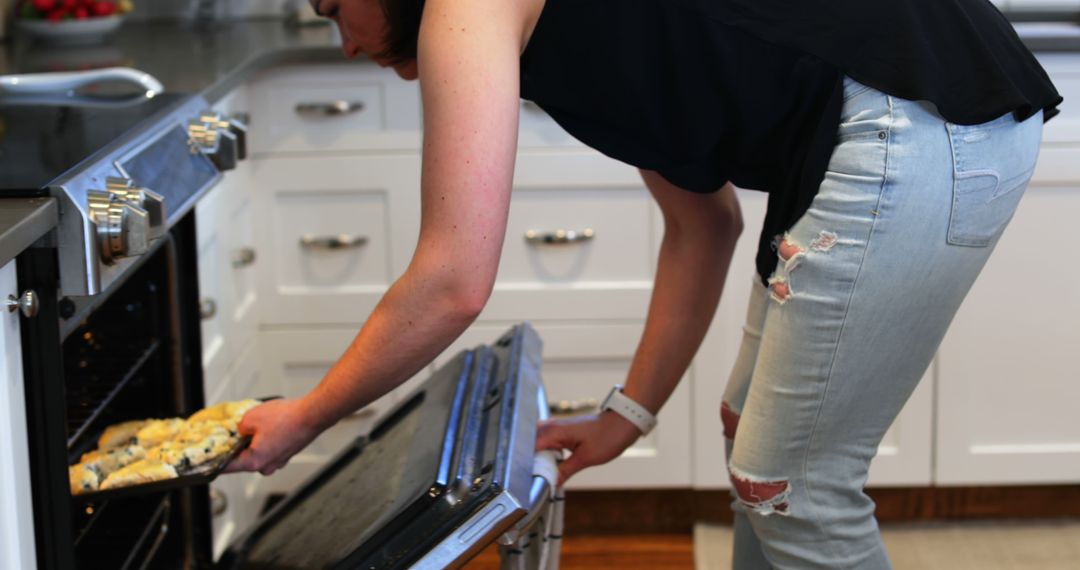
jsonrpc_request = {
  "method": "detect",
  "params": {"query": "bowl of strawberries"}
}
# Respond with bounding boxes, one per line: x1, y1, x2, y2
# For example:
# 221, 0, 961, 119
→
15, 0, 133, 45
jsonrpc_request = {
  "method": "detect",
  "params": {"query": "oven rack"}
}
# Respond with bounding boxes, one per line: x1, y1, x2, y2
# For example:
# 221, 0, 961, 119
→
66, 338, 162, 453
74, 493, 171, 570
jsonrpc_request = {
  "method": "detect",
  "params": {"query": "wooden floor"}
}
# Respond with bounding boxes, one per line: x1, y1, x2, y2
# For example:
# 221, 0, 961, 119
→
464, 534, 695, 570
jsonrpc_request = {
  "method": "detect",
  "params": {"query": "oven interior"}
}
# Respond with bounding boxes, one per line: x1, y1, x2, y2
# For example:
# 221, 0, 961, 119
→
22, 215, 212, 570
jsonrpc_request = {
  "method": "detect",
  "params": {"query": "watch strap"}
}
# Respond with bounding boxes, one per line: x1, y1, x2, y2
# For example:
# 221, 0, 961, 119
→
601, 385, 657, 436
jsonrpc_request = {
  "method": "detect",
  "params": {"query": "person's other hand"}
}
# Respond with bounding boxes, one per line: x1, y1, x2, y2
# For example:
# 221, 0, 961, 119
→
223, 398, 323, 476
535, 412, 642, 486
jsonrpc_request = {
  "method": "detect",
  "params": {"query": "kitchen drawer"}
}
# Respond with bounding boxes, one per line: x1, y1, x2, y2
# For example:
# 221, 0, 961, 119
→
480, 152, 661, 321
248, 63, 422, 155
255, 328, 430, 494
437, 322, 693, 488
252, 154, 421, 325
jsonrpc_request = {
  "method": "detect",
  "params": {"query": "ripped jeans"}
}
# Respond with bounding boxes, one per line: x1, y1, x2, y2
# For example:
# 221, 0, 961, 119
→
720, 77, 1044, 569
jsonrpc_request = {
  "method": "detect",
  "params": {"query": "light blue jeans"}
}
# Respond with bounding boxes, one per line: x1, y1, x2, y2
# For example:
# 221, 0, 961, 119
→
720, 77, 1044, 569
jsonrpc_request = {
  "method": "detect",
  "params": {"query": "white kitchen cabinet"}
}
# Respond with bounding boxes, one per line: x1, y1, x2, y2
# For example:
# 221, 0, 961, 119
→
437, 322, 693, 488
691, 189, 934, 489
936, 185, 1080, 484
0, 260, 37, 570
251, 153, 421, 325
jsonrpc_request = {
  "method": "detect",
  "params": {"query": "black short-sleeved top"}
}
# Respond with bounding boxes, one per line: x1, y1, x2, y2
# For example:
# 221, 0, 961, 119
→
518, 0, 1062, 284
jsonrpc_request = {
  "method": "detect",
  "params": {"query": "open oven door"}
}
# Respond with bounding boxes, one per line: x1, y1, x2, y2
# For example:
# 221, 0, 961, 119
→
216, 323, 562, 570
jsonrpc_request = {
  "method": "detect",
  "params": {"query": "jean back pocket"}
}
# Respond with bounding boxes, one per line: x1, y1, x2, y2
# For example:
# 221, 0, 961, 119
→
946, 112, 1042, 248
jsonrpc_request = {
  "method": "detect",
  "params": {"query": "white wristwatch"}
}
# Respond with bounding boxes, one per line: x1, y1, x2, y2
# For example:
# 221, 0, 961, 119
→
600, 385, 658, 436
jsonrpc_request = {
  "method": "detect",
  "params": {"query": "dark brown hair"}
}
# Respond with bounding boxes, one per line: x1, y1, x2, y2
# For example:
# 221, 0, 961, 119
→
376, 0, 425, 65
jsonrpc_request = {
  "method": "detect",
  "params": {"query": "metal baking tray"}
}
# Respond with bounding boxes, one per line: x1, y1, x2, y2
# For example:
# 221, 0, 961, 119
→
71, 435, 251, 504
70, 396, 280, 504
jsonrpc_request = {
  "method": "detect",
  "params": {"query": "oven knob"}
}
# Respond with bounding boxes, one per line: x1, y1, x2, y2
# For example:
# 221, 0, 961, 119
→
88, 190, 150, 265
188, 115, 238, 171
197, 110, 248, 160
107, 177, 166, 239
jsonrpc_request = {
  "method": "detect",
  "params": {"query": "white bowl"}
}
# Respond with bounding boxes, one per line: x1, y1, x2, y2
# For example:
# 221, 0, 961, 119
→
16, 15, 125, 46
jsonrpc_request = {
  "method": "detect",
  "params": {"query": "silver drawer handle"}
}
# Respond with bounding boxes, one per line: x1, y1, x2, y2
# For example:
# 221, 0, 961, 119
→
210, 487, 228, 518
299, 234, 369, 250
231, 247, 256, 269
548, 398, 599, 417
525, 228, 595, 245
199, 298, 217, 320
295, 101, 365, 117
5, 290, 39, 318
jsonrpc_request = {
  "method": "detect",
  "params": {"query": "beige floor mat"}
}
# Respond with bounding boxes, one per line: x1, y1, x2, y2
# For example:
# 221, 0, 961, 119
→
694, 518, 1080, 570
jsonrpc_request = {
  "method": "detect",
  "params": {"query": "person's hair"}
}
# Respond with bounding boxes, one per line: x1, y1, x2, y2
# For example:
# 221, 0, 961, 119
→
377, 0, 425, 65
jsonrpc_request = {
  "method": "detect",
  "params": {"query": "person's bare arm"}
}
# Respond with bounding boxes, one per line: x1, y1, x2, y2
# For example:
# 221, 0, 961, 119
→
228, 0, 527, 474
621, 174, 742, 415
537, 175, 742, 484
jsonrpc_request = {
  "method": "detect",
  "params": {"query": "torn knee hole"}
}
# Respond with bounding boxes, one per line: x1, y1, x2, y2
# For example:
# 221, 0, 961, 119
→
730, 467, 791, 516
767, 277, 791, 302
778, 238, 804, 262
721, 402, 740, 440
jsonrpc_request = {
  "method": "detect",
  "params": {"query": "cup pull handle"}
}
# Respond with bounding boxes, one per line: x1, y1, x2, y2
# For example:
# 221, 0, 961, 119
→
299, 234, 369, 250
295, 101, 365, 117
548, 398, 599, 417
524, 228, 595, 245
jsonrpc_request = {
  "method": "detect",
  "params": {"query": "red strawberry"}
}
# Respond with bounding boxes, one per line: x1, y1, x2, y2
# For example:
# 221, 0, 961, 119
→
46, 7, 67, 20
91, 1, 115, 16
32, 0, 57, 13
74, 5, 88, 18
59, 0, 77, 9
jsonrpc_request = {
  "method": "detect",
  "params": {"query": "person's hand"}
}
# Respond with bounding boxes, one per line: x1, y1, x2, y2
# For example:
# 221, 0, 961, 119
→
223, 398, 323, 476
535, 411, 642, 486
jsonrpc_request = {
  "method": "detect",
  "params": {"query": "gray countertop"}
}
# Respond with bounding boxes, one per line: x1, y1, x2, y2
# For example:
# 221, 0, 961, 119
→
0, 17, 1078, 267
0, 197, 57, 269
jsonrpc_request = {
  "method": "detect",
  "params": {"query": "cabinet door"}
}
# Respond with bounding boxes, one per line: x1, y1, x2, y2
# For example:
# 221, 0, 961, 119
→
691, 189, 933, 489
223, 159, 258, 359
437, 322, 693, 488
936, 184, 1080, 484
0, 260, 37, 570
479, 151, 659, 322
196, 180, 232, 397
252, 154, 421, 325
253, 328, 426, 494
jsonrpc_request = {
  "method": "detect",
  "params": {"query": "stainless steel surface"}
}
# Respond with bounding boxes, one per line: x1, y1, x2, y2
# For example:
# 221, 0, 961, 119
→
50, 94, 222, 296
299, 233, 368, 250
548, 398, 599, 417
5, 289, 38, 318
295, 100, 365, 117
199, 298, 217, 320
87, 189, 150, 265
188, 111, 241, 171
414, 326, 546, 570
524, 228, 595, 245
231, 247, 257, 269
107, 178, 167, 240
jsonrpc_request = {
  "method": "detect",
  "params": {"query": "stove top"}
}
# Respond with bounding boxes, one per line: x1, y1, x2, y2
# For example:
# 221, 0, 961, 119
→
0, 92, 188, 192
